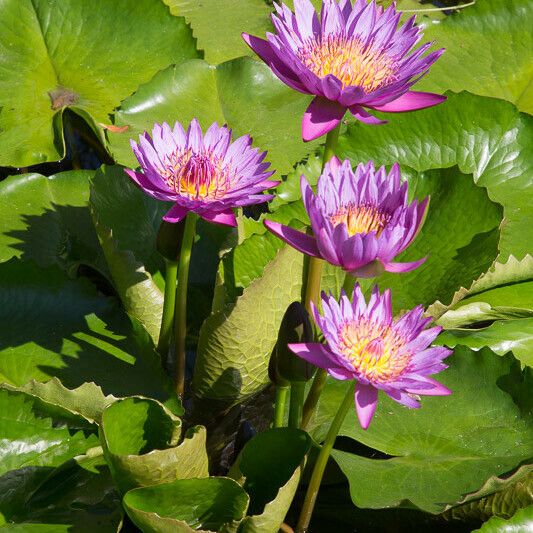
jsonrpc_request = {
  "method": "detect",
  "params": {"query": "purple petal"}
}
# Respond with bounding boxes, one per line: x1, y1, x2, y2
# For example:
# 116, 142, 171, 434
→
405, 376, 451, 396
124, 169, 173, 201
264, 220, 321, 258
355, 382, 378, 430
302, 97, 346, 142
385, 389, 421, 409
288, 342, 343, 369
200, 209, 237, 227
349, 105, 388, 125
163, 204, 188, 223
383, 257, 427, 273
242, 33, 307, 93
371, 91, 447, 113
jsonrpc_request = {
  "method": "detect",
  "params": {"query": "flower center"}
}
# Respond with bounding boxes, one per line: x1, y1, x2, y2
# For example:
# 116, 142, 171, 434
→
330, 203, 390, 237
339, 320, 410, 383
298, 34, 397, 92
163, 151, 230, 200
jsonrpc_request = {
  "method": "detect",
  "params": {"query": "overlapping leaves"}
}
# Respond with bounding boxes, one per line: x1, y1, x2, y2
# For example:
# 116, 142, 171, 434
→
0, 0, 198, 167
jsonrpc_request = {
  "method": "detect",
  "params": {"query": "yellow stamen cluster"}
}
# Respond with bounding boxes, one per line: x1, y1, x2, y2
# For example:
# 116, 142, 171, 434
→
330, 203, 390, 236
159, 150, 230, 200
339, 320, 410, 383
299, 35, 396, 92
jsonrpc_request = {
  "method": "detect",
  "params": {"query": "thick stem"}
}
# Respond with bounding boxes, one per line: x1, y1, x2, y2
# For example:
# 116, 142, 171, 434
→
296, 383, 354, 533
173, 212, 198, 397
288, 382, 306, 428
321, 124, 341, 171
300, 124, 342, 428
273, 385, 290, 428
157, 260, 178, 361
342, 273, 356, 295
300, 369, 327, 430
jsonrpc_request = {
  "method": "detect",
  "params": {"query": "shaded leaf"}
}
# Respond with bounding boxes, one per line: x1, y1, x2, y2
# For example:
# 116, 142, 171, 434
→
229, 428, 311, 533
4, 453, 122, 532
0, 259, 177, 411
0, 171, 103, 273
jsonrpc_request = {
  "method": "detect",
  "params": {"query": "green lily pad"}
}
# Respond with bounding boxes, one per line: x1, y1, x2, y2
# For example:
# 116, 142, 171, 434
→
474, 505, 533, 532
432, 255, 533, 327
4, 453, 122, 532
163, 0, 273, 64
100, 397, 208, 494
0, 0, 199, 167
307, 347, 533, 513
229, 428, 311, 532
338, 91, 532, 309
0, 389, 99, 523
419, 0, 533, 114
0, 171, 102, 272
0, 259, 177, 415
445, 466, 533, 523
123, 477, 249, 532
438, 318, 533, 367
107, 58, 318, 175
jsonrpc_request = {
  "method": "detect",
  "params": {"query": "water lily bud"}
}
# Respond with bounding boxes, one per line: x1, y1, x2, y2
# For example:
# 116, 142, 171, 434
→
157, 219, 186, 261
276, 301, 315, 382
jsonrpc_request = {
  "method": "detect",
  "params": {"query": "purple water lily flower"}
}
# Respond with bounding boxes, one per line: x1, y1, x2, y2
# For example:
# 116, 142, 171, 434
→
265, 158, 428, 277
243, 0, 446, 141
290, 285, 452, 429
125, 119, 279, 227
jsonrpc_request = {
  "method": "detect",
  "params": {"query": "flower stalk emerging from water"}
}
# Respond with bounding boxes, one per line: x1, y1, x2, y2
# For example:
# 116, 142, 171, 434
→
294, 285, 452, 531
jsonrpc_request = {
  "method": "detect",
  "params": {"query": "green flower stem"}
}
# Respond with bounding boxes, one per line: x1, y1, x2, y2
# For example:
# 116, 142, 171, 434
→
288, 382, 306, 428
300, 124, 342, 429
157, 259, 178, 360
296, 383, 354, 533
273, 384, 290, 428
300, 369, 326, 430
173, 212, 198, 397
342, 273, 357, 295
321, 123, 341, 171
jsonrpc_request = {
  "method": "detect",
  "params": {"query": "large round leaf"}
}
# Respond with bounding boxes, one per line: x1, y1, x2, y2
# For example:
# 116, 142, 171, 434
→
307, 347, 533, 513
0, 171, 101, 271
107, 58, 319, 175
338, 92, 532, 262
0, 0, 199, 167
163, 0, 273, 64
418, 0, 533, 114
0, 259, 177, 415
